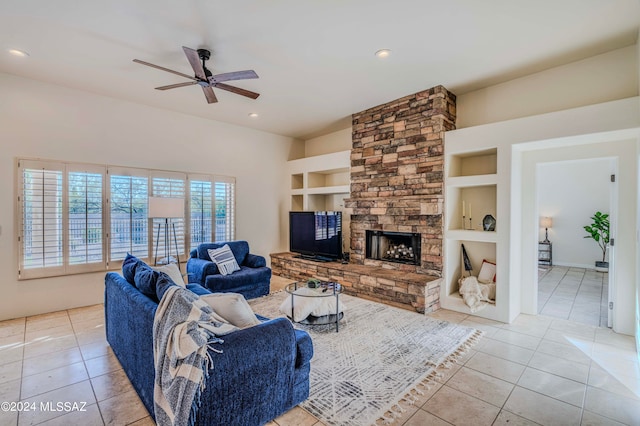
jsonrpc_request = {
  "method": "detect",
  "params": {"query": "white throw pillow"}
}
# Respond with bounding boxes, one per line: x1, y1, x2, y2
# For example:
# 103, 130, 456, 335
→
278, 287, 346, 321
279, 287, 323, 322
479, 282, 496, 301
310, 295, 346, 317
152, 263, 186, 287
207, 245, 241, 276
199, 293, 261, 329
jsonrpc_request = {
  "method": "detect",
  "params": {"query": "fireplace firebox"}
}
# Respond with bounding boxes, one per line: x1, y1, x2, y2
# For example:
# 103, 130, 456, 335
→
365, 230, 421, 266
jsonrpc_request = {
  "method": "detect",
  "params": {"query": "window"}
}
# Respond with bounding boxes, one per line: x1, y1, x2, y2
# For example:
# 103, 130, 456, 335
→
188, 175, 236, 251
109, 169, 149, 261
19, 161, 64, 279
189, 179, 212, 251
67, 165, 105, 272
215, 178, 235, 242
17, 159, 235, 279
18, 161, 108, 279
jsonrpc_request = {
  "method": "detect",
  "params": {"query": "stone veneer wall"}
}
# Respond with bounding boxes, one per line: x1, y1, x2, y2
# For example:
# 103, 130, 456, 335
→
271, 252, 443, 313
345, 85, 456, 311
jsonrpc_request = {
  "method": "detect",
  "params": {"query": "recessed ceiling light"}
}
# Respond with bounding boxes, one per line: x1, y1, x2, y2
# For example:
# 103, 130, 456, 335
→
248, 113, 259, 118
8, 49, 29, 57
375, 49, 391, 58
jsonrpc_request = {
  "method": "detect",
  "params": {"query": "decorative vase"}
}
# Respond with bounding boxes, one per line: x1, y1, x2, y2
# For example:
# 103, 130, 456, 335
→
595, 261, 609, 272
482, 214, 496, 231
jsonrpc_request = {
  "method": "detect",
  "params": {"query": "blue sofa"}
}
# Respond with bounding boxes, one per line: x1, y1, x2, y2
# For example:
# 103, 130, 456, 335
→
105, 265, 313, 425
187, 241, 271, 299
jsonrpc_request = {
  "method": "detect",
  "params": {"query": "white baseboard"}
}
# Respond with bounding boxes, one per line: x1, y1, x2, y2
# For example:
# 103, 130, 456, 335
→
551, 261, 596, 269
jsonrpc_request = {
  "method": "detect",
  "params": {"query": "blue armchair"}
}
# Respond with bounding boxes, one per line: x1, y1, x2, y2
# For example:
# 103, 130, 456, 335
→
187, 241, 271, 299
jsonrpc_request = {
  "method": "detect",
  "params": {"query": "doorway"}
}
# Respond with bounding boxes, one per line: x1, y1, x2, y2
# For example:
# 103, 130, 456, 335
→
535, 158, 615, 327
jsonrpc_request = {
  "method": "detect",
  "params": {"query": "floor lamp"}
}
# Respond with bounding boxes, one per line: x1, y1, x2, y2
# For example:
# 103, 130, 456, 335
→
149, 197, 184, 271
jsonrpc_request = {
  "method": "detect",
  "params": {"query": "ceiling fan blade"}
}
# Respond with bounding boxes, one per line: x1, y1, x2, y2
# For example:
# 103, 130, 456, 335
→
202, 86, 218, 104
133, 59, 195, 80
209, 70, 259, 84
213, 83, 260, 100
155, 81, 198, 90
182, 46, 208, 81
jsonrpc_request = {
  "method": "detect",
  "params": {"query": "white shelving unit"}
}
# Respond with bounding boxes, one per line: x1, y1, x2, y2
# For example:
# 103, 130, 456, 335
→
287, 150, 350, 211
287, 150, 351, 251
443, 147, 506, 322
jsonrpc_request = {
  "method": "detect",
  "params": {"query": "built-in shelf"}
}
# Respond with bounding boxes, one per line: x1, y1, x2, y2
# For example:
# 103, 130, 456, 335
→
291, 173, 303, 190
287, 150, 350, 212
307, 169, 349, 188
291, 194, 303, 211
442, 292, 500, 321
306, 185, 350, 195
446, 230, 497, 242
287, 150, 351, 256
448, 148, 497, 177
447, 184, 497, 232
444, 145, 502, 321
447, 174, 497, 187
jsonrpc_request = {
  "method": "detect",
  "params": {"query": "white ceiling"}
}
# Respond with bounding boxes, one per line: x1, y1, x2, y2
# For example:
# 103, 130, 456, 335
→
1, 0, 638, 139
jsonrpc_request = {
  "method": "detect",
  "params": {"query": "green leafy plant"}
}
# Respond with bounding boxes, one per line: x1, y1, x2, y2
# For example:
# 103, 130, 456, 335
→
583, 211, 610, 262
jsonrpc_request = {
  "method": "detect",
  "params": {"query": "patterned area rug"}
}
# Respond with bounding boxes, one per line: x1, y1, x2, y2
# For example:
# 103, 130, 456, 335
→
249, 292, 481, 426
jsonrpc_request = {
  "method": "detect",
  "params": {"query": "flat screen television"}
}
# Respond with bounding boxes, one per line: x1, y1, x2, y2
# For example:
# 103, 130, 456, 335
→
289, 211, 342, 261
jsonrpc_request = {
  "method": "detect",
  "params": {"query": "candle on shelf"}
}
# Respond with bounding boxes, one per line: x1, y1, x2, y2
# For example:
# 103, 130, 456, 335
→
462, 200, 465, 216
469, 203, 472, 219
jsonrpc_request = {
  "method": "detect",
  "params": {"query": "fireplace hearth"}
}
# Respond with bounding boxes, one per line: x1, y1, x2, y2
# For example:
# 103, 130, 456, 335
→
366, 230, 421, 266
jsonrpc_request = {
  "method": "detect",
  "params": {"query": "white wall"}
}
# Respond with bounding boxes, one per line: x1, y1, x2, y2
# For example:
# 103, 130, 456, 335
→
0, 72, 297, 321
304, 127, 351, 157
457, 46, 638, 129
637, 30, 640, 357
537, 159, 614, 268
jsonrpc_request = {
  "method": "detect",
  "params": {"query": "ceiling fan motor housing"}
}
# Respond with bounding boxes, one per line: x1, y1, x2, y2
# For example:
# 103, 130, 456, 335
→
197, 49, 211, 61
197, 49, 213, 79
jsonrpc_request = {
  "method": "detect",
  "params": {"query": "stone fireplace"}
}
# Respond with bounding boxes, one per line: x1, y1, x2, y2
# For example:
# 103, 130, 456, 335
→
271, 85, 456, 314
366, 230, 421, 265
345, 85, 456, 313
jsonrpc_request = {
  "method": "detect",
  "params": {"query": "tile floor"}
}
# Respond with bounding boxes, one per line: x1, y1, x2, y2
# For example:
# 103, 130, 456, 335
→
538, 266, 609, 327
0, 276, 638, 426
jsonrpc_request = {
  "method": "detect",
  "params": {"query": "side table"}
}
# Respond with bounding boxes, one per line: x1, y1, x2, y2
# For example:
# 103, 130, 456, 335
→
538, 242, 552, 266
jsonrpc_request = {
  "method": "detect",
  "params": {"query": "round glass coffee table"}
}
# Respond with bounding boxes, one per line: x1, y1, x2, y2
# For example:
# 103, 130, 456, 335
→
284, 281, 344, 332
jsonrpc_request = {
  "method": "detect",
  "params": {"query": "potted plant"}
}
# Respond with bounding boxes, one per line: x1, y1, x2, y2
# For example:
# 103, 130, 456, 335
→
583, 211, 610, 272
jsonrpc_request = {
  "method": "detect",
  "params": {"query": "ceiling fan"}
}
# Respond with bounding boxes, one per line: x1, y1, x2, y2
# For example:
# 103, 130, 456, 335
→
133, 46, 259, 104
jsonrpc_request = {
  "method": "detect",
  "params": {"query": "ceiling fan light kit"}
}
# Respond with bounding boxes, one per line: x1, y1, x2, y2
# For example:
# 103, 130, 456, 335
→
133, 46, 260, 104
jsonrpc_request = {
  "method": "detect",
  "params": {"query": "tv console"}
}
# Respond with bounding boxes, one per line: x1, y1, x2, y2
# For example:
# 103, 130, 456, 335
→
294, 254, 335, 263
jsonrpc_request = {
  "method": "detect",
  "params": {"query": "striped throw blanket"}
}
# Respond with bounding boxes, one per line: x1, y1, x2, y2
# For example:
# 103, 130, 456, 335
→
153, 286, 238, 426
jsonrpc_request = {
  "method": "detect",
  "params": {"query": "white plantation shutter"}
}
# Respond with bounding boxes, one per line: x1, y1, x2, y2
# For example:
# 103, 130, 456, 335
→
189, 178, 213, 251
17, 159, 235, 279
108, 169, 149, 261
151, 173, 186, 260
18, 160, 64, 279
18, 161, 107, 278
67, 164, 106, 272
214, 177, 235, 242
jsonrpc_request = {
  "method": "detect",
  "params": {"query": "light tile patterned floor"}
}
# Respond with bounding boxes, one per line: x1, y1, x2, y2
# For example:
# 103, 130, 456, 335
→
0, 276, 637, 425
538, 266, 608, 327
